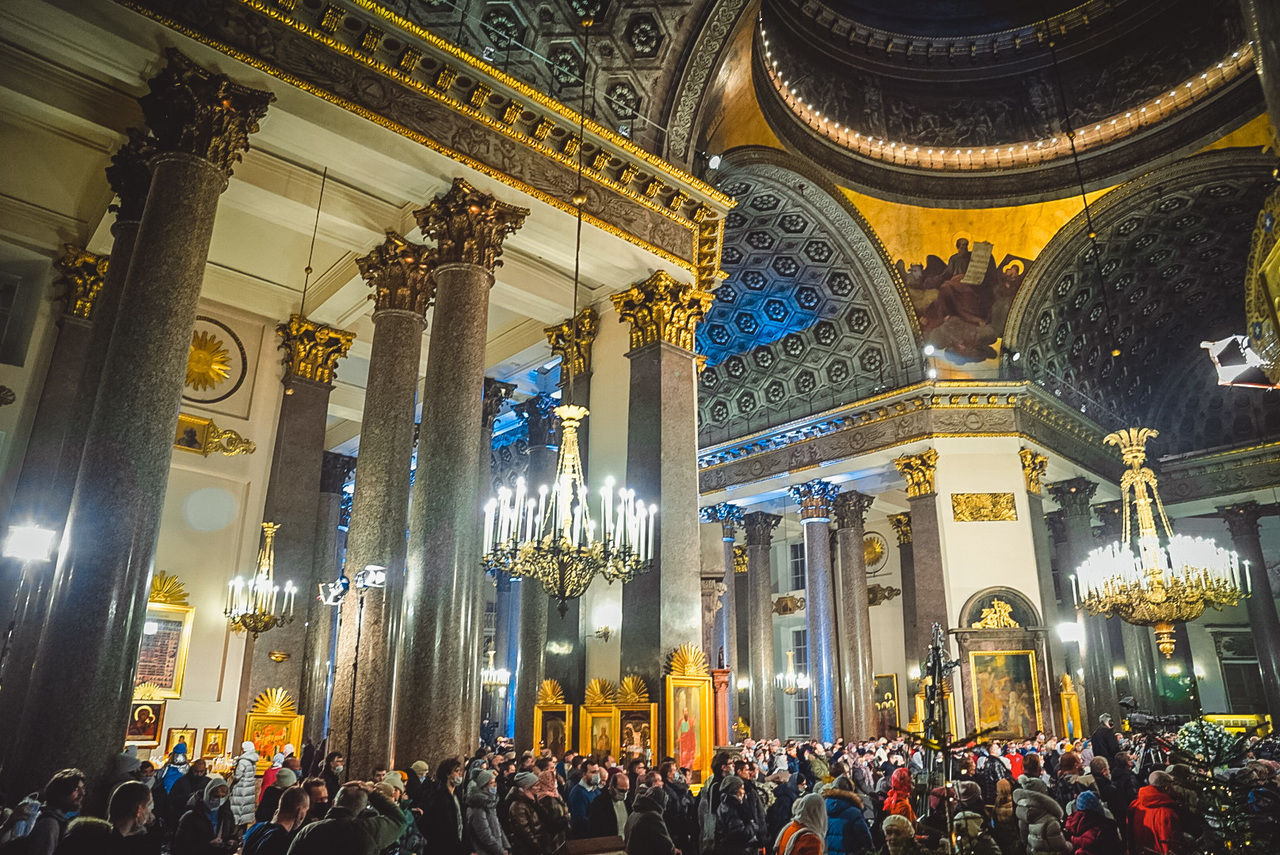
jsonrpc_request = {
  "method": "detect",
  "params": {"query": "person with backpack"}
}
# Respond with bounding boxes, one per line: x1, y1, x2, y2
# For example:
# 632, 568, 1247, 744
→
242, 786, 309, 855
15, 768, 86, 855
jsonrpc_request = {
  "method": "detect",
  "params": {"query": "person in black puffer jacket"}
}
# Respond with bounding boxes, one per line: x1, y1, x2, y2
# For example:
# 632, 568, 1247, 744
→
715, 776, 763, 855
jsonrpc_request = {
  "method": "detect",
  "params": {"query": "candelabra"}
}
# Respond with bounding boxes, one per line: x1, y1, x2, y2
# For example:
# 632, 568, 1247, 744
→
225, 522, 296, 638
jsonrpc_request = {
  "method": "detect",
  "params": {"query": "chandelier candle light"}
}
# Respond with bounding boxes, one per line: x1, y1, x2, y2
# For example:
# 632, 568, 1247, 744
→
225, 522, 297, 638
1071, 428, 1246, 658
776, 649, 811, 695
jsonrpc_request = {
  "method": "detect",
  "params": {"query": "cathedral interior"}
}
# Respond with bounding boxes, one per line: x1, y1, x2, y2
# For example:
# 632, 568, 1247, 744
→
1, 0, 1279, 800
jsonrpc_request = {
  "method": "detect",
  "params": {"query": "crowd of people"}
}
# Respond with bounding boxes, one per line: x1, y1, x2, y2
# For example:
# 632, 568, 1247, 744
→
0, 713, 1276, 854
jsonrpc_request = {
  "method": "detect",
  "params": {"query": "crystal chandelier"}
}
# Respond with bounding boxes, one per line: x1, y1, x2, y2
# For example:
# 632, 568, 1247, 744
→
1071, 428, 1246, 658
225, 522, 296, 638
482, 404, 655, 615
775, 649, 811, 695
481, 649, 510, 687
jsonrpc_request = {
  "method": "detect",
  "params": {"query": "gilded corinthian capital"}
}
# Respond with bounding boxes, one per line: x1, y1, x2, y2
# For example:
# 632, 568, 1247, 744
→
545, 307, 598, 381
55, 245, 108, 321
611, 271, 714, 352
139, 49, 273, 178
276, 315, 355, 386
893, 449, 939, 497
357, 231, 436, 315
414, 178, 528, 270
1019, 448, 1049, 495
105, 129, 155, 222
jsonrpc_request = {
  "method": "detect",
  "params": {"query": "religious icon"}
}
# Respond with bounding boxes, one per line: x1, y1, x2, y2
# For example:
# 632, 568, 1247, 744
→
664, 675, 713, 788
540, 710, 568, 758
126, 700, 164, 746
874, 674, 899, 738
970, 651, 1042, 738
618, 707, 655, 761
166, 727, 197, 756
202, 728, 227, 758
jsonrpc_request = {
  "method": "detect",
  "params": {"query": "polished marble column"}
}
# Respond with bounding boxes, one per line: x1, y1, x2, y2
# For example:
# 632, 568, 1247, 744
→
4, 51, 271, 794
399, 180, 527, 762
481, 377, 516, 735
301, 452, 355, 736
247, 317, 354, 710
1217, 501, 1280, 723
789, 479, 841, 742
512, 394, 559, 751
743, 511, 780, 738
834, 490, 876, 738
893, 450, 949, 669
701, 503, 742, 675
888, 512, 916, 694
1047, 478, 1118, 724
330, 232, 433, 775
613, 273, 713, 736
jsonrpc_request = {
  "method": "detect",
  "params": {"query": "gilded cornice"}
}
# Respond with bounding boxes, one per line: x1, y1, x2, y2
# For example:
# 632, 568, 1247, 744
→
414, 178, 527, 271
611, 270, 715, 352
1156, 440, 1280, 505
894, 449, 939, 498
54, 244, 108, 321
356, 230, 435, 316
545, 308, 598, 382
276, 314, 355, 386
116, 0, 731, 287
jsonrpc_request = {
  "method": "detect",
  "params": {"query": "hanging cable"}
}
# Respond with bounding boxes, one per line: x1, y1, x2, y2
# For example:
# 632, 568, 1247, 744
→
565, 17, 591, 405
299, 166, 328, 318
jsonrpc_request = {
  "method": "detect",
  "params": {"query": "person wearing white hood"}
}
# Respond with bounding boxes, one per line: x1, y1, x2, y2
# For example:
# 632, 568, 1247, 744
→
230, 740, 260, 828
174, 775, 237, 854
775, 792, 828, 855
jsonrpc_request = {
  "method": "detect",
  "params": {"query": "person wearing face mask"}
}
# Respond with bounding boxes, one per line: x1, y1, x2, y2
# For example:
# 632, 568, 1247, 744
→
465, 770, 509, 855
567, 761, 602, 838
405, 760, 433, 812
424, 757, 467, 855
321, 753, 345, 797
657, 761, 695, 855
92, 780, 159, 854
299, 779, 329, 826
624, 781, 675, 855
174, 776, 236, 854
587, 769, 630, 838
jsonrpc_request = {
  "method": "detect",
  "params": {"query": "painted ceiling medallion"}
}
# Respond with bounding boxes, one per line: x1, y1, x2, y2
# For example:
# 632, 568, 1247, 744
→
187, 330, 231, 391
863, 532, 887, 572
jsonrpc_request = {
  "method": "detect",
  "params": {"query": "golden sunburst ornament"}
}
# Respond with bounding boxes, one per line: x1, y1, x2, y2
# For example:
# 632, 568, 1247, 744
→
250, 687, 297, 715
536, 679, 565, 706
617, 675, 649, 703
666, 643, 709, 676
187, 330, 232, 391
148, 571, 190, 606
584, 678, 617, 706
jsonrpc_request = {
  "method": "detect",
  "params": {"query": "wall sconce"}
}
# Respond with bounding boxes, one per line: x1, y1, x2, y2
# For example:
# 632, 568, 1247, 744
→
593, 626, 614, 642
736, 677, 750, 692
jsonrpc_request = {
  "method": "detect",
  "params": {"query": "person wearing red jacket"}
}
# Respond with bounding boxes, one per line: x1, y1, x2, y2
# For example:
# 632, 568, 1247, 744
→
1065, 791, 1122, 855
1128, 771, 1184, 855
882, 768, 917, 824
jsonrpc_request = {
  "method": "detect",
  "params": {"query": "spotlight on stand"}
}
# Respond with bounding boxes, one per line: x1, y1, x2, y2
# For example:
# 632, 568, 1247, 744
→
707, 153, 722, 170
2, 524, 56, 563
1201, 335, 1277, 389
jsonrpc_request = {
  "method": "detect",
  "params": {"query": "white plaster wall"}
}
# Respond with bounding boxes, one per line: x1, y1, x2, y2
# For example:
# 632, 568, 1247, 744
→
0, 256, 57, 519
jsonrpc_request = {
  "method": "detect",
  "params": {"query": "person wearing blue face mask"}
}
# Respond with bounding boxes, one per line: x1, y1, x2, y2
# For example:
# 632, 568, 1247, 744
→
173, 776, 237, 854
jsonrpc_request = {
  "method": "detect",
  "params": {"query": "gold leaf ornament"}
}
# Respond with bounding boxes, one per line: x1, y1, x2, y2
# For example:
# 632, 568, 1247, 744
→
250, 687, 297, 715
187, 330, 232, 391
148, 571, 190, 606
133, 682, 163, 701
666, 643, 710, 676
584, 678, 617, 706
617, 675, 649, 703
536, 679, 565, 706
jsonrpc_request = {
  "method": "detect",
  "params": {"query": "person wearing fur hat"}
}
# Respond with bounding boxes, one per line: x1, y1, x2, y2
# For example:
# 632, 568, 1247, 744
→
1064, 791, 1121, 855
229, 741, 259, 828
1014, 777, 1071, 855
174, 775, 237, 854
824, 774, 873, 855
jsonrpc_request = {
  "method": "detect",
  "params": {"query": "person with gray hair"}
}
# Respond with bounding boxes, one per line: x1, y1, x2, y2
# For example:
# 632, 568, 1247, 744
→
880, 814, 924, 855
285, 781, 404, 855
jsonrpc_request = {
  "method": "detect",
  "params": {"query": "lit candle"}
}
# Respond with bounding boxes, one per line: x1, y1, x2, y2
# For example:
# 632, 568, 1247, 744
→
572, 504, 582, 545
526, 499, 537, 542
537, 485, 547, 540
648, 504, 657, 560
483, 499, 496, 552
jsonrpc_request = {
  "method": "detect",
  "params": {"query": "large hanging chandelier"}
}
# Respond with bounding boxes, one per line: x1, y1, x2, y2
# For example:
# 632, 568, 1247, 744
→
482, 404, 655, 615
775, 650, 811, 696
481, 649, 511, 687
225, 522, 296, 638
1071, 428, 1246, 658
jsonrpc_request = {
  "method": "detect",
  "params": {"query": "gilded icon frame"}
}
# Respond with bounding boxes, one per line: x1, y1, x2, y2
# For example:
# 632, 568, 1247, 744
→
579, 706, 617, 761
968, 649, 1043, 738
244, 713, 306, 774
873, 674, 899, 736
616, 703, 658, 762
135, 601, 194, 699
533, 704, 573, 758
201, 727, 228, 758
664, 675, 713, 791
126, 700, 165, 747
165, 727, 197, 756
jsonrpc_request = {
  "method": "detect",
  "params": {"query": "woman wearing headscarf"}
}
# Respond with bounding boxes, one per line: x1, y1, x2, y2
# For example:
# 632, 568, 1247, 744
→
775, 792, 828, 855
882, 768, 916, 823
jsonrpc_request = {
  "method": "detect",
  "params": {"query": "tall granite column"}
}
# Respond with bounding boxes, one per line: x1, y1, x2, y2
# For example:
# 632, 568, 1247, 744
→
330, 231, 433, 775
1046, 478, 1118, 724
743, 512, 780, 737
701, 504, 743, 676
246, 317, 354, 710
512, 394, 559, 750
893, 450, 949, 670
834, 490, 876, 738
301, 452, 355, 736
1021, 449, 1065, 729
1218, 502, 1280, 723
789, 479, 841, 742
888, 513, 916, 691
700, 578, 724, 661
399, 180, 527, 762
613, 272, 713, 737
481, 377, 517, 736
1095, 499, 1159, 711
0, 136, 151, 753
4, 51, 272, 794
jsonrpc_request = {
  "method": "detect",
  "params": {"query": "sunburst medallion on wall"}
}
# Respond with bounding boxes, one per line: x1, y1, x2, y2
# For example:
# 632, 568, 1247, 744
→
183, 316, 247, 405
864, 532, 888, 575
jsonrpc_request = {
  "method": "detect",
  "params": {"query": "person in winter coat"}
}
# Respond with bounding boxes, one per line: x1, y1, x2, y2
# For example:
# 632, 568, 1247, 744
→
954, 808, 1002, 855
624, 786, 676, 855
768, 772, 804, 845
824, 776, 873, 855
658, 761, 696, 855
501, 772, 549, 855
174, 776, 237, 855
1127, 772, 1184, 855
991, 778, 1021, 855
716, 776, 763, 855
230, 742, 259, 828
1051, 754, 1085, 815
424, 758, 466, 855
24, 768, 86, 855
168, 760, 210, 829
776, 792, 828, 855
883, 768, 916, 823
243, 786, 309, 855
1064, 791, 1121, 855
1014, 777, 1071, 855
587, 768, 630, 838
466, 770, 510, 855
286, 782, 405, 855
255, 769, 297, 824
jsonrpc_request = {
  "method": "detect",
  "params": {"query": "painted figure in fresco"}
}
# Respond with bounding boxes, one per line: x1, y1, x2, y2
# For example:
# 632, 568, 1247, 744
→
677, 690, 698, 770
544, 717, 566, 758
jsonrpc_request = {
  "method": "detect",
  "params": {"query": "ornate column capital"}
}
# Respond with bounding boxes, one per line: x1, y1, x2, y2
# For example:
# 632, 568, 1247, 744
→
1046, 477, 1098, 518
105, 129, 155, 223
515, 393, 560, 448
893, 448, 939, 498
699, 503, 744, 540
276, 314, 355, 386
54, 245, 109, 321
1217, 501, 1264, 541
357, 231, 436, 315
733, 545, 747, 574
1019, 448, 1049, 496
320, 451, 357, 494
545, 307, 598, 382
742, 511, 781, 548
833, 490, 875, 530
789, 479, 839, 522
1045, 510, 1067, 545
413, 178, 528, 270
1093, 500, 1124, 539
139, 49, 273, 178
482, 377, 518, 430
888, 512, 912, 545
610, 270, 714, 352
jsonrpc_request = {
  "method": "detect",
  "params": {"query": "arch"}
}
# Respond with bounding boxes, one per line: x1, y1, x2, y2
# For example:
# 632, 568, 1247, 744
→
959, 587, 1043, 630
696, 146, 921, 446
1005, 148, 1280, 452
